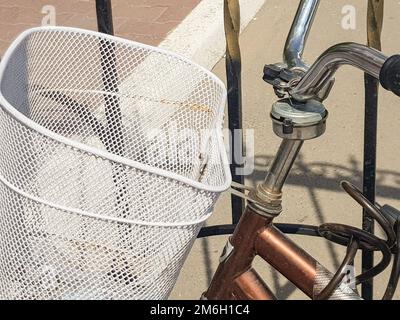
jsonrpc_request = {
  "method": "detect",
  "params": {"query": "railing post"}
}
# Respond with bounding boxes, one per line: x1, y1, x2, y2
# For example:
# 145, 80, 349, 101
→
95, 0, 114, 35
224, 0, 245, 224
362, 0, 384, 300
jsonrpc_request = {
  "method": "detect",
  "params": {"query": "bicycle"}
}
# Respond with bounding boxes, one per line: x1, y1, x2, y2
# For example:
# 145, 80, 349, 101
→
202, 0, 400, 300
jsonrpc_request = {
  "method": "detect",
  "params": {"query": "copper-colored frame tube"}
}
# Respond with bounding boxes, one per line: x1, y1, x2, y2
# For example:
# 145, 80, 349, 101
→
204, 205, 329, 300
204, 206, 277, 300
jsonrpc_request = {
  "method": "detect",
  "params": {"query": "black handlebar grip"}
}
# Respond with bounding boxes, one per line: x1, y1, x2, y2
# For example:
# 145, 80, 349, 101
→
380, 54, 400, 97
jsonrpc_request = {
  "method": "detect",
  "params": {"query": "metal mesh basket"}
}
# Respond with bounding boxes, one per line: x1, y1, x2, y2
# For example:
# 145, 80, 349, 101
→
0, 27, 230, 300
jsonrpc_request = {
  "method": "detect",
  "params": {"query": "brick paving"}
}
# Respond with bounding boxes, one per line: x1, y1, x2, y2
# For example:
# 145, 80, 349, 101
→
0, 0, 200, 56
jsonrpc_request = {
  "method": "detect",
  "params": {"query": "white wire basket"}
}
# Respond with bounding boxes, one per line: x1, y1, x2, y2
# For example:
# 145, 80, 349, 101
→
0, 27, 231, 300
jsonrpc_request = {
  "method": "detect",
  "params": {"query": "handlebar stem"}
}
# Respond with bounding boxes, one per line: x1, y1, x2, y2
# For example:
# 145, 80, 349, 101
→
284, 0, 320, 70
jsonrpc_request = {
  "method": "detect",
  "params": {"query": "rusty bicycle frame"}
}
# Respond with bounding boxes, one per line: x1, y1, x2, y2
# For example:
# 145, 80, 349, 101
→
202, 0, 400, 300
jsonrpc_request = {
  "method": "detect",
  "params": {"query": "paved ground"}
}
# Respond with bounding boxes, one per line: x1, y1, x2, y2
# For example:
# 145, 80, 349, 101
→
0, 0, 200, 55
171, 0, 400, 300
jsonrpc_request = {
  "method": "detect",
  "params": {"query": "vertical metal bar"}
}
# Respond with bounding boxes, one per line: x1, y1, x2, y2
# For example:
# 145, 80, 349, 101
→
362, 0, 384, 300
95, 0, 124, 156
95, 0, 128, 218
224, 0, 244, 224
96, 0, 114, 35
261, 139, 304, 194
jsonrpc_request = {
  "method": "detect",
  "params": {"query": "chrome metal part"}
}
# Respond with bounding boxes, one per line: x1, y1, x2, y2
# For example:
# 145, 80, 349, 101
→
230, 181, 281, 213
271, 99, 326, 124
290, 42, 387, 101
284, 0, 320, 70
251, 139, 304, 214
260, 139, 304, 194
271, 99, 328, 140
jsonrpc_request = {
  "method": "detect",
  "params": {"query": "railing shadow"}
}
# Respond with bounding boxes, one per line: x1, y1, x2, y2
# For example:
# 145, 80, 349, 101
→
250, 153, 400, 200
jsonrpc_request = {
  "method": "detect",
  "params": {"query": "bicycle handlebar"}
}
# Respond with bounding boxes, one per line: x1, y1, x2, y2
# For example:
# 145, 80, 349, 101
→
289, 42, 387, 101
288, 42, 400, 101
380, 55, 400, 97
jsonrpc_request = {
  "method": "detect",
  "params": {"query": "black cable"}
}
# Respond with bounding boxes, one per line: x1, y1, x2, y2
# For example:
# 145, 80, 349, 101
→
319, 223, 392, 286
198, 223, 321, 238
315, 237, 359, 300
341, 181, 396, 247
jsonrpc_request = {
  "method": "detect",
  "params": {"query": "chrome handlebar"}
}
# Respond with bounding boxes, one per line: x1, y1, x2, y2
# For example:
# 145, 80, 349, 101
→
289, 42, 387, 101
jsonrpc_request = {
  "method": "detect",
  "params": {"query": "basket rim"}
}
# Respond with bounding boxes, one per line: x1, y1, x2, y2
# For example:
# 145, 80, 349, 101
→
0, 167, 213, 227
0, 26, 232, 194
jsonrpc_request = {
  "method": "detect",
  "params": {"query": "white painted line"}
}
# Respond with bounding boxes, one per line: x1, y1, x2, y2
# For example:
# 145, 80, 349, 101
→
159, 0, 266, 70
